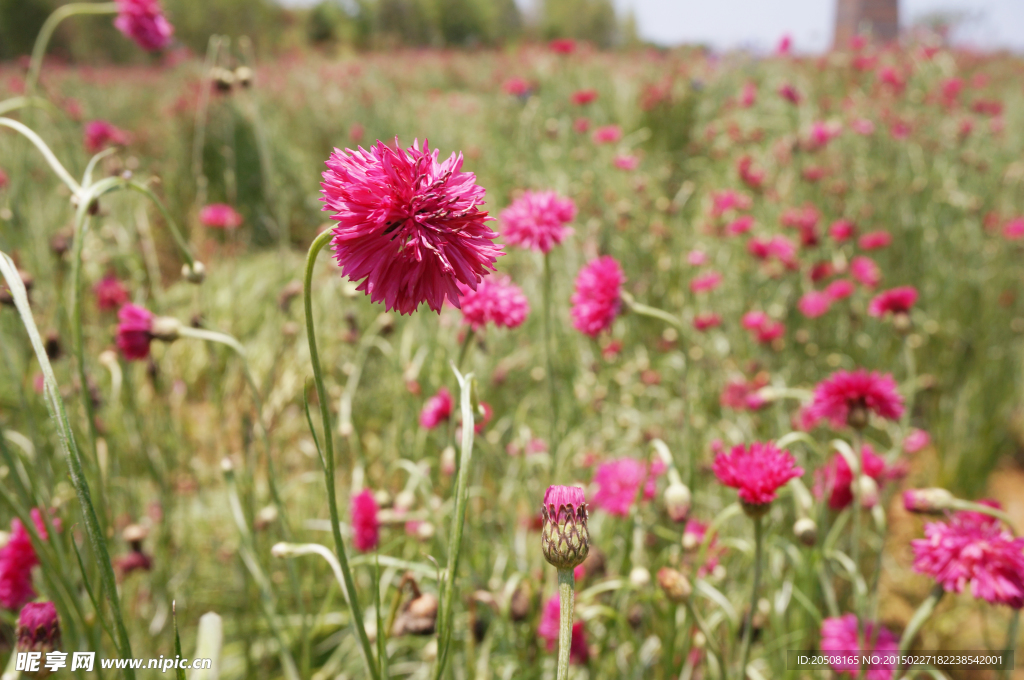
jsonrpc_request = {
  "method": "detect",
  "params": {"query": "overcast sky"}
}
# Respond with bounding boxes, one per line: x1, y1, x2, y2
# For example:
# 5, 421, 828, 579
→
278, 0, 1024, 52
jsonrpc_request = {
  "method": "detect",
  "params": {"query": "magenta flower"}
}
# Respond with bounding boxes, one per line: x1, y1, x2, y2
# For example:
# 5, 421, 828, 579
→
689, 271, 722, 293
456, 276, 529, 330
419, 387, 452, 429
537, 595, 589, 663
613, 154, 639, 171
742, 311, 785, 344
321, 139, 502, 315
829, 219, 856, 241
16, 601, 60, 652
720, 377, 768, 411
903, 428, 930, 454
503, 77, 530, 97
692, 312, 721, 331
868, 286, 918, 317
806, 369, 904, 428
549, 38, 577, 54
858, 230, 892, 250
84, 121, 130, 154
850, 256, 882, 288
94, 275, 129, 312
820, 614, 898, 680
851, 118, 876, 135
592, 125, 622, 144
0, 168, 8, 190
350, 490, 379, 552
199, 204, 243, 229
778, 83, 801, 104
687, 250, 708, 266
571, 256, 624, 337
116, 303, 154, 360
912, 502, 1024, 608
726, 215, 754, 236
814, 444, 891, 510
499, 191, 575, 253
0, 509, 50, 610
712, 442, 803, 508
767, 235, 799, 268
710, 189, 751, 217
571, 89, 598, 105
825, 279, 855, 300
592, 457, 661, 516
1005, 218, 1024, 240
114, 0, 173, 51
798, 290, 832, 318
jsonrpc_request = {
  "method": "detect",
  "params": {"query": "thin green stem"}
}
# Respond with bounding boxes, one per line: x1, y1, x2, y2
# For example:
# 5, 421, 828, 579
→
622, 292, 685, 330
543, 252, 559, 466
683, 599, 726, 680
1003, 611, 1019, 680
25, 3, 118, 97
302, 230, 379, 680
456, 327, 475, 370
895, 585, 944, 677
556, 569, 575, 680
125, 181, 196, 268
851, 429, 864, 624
737, 515, 763, 680
0, 117, 81, 194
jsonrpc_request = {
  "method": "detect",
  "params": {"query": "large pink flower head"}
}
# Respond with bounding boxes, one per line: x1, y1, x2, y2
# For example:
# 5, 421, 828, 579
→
321, 139, 502, 315
114, 0, 173, 51
868, 286, 918, 317
499, 191, 575, 253
94, 275, 129, 312
84, 121, 130, 154
419, 387, 452, 429
350, 490, 379, 552
820, 614, 898, 680
199, 204, 243, 229
537, 595, 589, 663
571, 256, 624, 337
591, 457, 662, 516
0, 509, 50, 610
806, 369, 904, 429
456, 276, 529, 330
116, 303, 154, 360
911, 501, 1024, 608
712, 442, 803, 511
814, 444, 892, 510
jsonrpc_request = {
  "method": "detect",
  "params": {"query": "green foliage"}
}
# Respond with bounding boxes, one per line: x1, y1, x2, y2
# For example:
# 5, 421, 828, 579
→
540, 0, 633, 47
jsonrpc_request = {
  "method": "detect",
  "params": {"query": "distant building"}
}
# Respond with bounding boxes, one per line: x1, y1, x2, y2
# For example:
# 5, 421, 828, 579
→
834, 0, 899, 48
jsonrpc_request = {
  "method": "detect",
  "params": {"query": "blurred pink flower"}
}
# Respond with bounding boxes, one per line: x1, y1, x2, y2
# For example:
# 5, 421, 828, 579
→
820, 614, 898, 680
868, 286, 918, 317
912, 501, 1024, 608
710, 189, 751, 217
199, 204, 242, 229
815, 444, 891, 510
321, 139, 502, 315
350, 490, 379, 552
573, 117, 591, 134
456, 276, 529, 330
116, 303, 153, 360
549, 38, 576, 54
500, 191, 575, 253
692, 312, 721, 331
850, 256, 882, 288
739, 82, 757, 108
84, 120, 130, 153
537, 595, 589, 663
592, 457, 662, 516
778, 83, 801, 104
0, 509, 51, 610
571, 256, 624, 337
419, 387, 452, 429
829, 219, 856, 241
712, 442, 802, 507
94, 275, 128, 312
903, 428, 930, 454
503, 77, 529, 97
825, 279, 855, 300
726, 215, 755, 236
689, 271, 722, 293
687, 250, 708, 266
592, 125, 622, 144
737, 155, 764, 189
798, 290, 832, 318
806, 369, 904, 428
776, 34, 792, 55
613, 154, 639, 171
720, 376, 768, 411
1004, 218, 1024, 240
858, 230, 892, 250
571, 89, 598, 105
850, 118, 875, 135
114, 0, 173, 51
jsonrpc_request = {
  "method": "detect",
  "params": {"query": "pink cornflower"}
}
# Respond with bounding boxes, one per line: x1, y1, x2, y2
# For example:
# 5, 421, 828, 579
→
889, 121, 912, 140
912, 502, 1024, 608
826, 279, 855, 300
321, 139, 502, 315
808, 121, 842, 148
537, 595, 589, 663
1004, 218, 1024, 240
776, 34, 792, 55
739, 82, 757, 107
859, 230, 892, 250
806, 369, 904, 428
829, 219, 856, 241
720, 376, 768, 411
500, 190, 575, 253
687, 250, 708, 266
737, 156, 764, 189
114, 0, 173, 51
810, 261, 834, 283
503, 77, 529, 97
613, 154, 639, 171
0, 509, 50, 610
456, 276, 529, 330
591, 457, 662, 516
726, 215, 754, 236
742, 310, 785, 344
549, 38, 576, 54
199, 204, 242, 229
573, 117, 590, 134
419, 387, 452, 429
781, 205, 820, 234
767, 235, 799, 268
94, 275, 128, 312
850, 256, 882, 288
84, 120, 130, 153
571, 256, 624, 337
712, 442, 803, 508
903, 428, 930, 454
868, 286, 918, 317
815, 444, 891, 510
851, 118, 876, 135
820, 614, 898, 680
798, 290, 832, 318
778, 83, 801, 104
710, 189, 751, 218
689, 271, 722, 293
693, 312, 721, 331
592, 125, 622, 144
16, 601, 60, 652
350, 490, 379, 552
571, 89, 598, 105
116, 303, 154, 360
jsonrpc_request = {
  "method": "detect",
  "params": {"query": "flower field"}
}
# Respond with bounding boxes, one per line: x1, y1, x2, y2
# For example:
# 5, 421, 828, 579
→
1, 6, 1024, 679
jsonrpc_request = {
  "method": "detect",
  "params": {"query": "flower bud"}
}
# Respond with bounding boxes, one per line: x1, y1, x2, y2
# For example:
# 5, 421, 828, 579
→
856, 475, 879, 508
892, 311, 912, 334
150, 316, 181, 343
394, 592, 438, 636
234, 66, 254, 88
629, 566, 651, 588
541, 485, 589, 570
656, 567, 692, 602
182, 260, 206, 284
793, 517, 817, 546
664, 481, 692, 523
16, 602, 60, 654
846, 402, 869, 429
440, 446, 456, 476
509, 581, 532, 622
903, 488, 954, 515
740, 499, 771, 519
211, 67, 235, 92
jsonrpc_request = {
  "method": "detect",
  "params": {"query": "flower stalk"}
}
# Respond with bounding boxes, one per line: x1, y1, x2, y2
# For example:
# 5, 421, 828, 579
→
737, 514, 763, 680
556, 568, 575, 680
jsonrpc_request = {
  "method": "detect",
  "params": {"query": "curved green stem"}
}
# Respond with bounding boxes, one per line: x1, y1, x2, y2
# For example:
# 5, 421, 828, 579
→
0, 117, 81, 194
556, 568, 575, 680
302, 230, 379, 680
622, 292, 685, 330
737, 515, 763, 680
125, 181, 196, 268
1003, 611, 1019, 680
543, 252, 559, 467
25, 3, 119, 97
895, 585, 944, 677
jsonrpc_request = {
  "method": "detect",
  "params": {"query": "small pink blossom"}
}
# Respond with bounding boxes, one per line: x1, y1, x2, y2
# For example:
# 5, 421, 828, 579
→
798, 291, 832, 318
850, 256, 882, 288
692, 312, 721, 331
0, 509, 51, 610
592, 457, 662, 516
94, 275, 129, 312
686, 250, 708, 266
500, 191, 576, 253
825, 279, 855, 300
503, 77, 530, 97
689, 271, 722, 293
829, 220, 856, 241
710, 189, 751, 218
903, 428, 930, 454
592, 125, 622, 144
814, 444, 892, 509
419, 387, 452, 429
537, 595, 589, 663
778, 83, 801, 104
868, 286, 918, 317
820, 614, 898, 680
456, 276, 529, 330
571, 89, 598, 105
712, 442, 803, 506
84, 120, 130, 153
350, 490, 379, 552
613, 154, 639, 171
806, 369, 904, 428
858, 230, 892, 250
739, 82, 757, 108
726, 215, 754, 236
1004, 218, 1024, 240
571, 256, 624, 337
114, 0, 173, 51
850, 118, 875, 135
199, 204, 243, 229
116, 304, 154, 360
